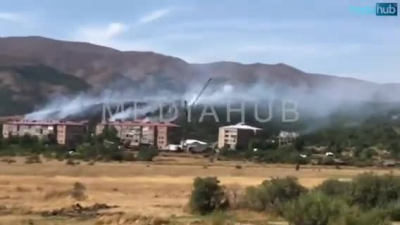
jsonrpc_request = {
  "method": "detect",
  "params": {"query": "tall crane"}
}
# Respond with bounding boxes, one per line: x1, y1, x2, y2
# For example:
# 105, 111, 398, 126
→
190, 78, 213, 106
181, 78, 213, 151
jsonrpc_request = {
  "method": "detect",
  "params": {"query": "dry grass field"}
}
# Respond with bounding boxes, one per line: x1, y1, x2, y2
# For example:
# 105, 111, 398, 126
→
0, 153, 398, 224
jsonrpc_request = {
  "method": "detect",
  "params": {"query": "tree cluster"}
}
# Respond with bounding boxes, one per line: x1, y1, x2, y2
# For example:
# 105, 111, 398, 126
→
189, 173, 400, 224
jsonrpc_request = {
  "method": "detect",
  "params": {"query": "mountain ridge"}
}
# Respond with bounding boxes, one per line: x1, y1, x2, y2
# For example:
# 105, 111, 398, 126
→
0, 36, 399, 116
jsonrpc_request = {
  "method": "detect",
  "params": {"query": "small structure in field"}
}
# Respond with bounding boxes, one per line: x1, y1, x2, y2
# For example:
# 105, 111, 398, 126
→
184, 139, 210, 153
278, 131, 299, 146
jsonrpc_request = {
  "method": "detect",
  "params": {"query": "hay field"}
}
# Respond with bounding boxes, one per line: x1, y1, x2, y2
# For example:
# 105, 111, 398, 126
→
0, 154, 397, 224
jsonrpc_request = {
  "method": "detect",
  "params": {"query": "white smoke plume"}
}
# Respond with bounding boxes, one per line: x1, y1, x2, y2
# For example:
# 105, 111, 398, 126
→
109, 103, 161, 121
24, 76, 400, 128
24, 88, 183, 120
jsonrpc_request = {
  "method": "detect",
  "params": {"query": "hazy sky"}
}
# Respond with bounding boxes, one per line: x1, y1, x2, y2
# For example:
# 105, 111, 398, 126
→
0, 0, 399, 83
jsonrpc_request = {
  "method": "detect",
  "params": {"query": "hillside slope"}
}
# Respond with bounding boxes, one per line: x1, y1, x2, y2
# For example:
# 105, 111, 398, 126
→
0, 36, 399, 116
0, 64, 90, 115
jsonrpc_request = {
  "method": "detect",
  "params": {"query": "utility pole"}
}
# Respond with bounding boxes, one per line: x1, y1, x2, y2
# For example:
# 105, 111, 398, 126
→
181, 78, 213, 152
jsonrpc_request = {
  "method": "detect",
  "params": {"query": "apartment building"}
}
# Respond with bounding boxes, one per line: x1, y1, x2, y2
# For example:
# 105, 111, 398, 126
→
56, 121, 88, 145
124, 125, 142, 146
218, 123, 261, 150
2, 120, 88, 145
156, 123, 181, 150
96, 120, 181, 150
95, 121, 140, 139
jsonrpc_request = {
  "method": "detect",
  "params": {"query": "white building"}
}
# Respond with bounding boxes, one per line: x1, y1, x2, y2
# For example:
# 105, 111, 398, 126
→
218, 123, 261, 150
278, 131, 300, 146
167, 139, 209, 152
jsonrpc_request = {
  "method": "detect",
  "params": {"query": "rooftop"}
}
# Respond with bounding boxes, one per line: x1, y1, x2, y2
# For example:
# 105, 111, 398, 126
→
185, 139, 207, 145
221, 122, 261, 131
0, 115, 23, 123
101, 120, 180, 127
6, 120, 88, 126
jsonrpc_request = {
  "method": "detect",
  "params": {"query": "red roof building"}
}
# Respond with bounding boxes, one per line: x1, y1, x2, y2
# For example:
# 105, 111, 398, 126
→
2, 120, 88, 145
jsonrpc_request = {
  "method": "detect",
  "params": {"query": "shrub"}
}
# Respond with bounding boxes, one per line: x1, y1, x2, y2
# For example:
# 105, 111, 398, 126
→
321, 157, 335, 165
44, 189, 70, 200
44, 182, 88, 201
353, 160, 374, 168
189, 177, 227, 215
293, 154, 310, 165
341, 208, 391, 225
151, 217, 170, 225
223, 185, 241, 209
283, 192, 347, 225
55, 153, 67, 161
359, 148, 377, 160
109, 151, 124, 162
242, 177, 306, 215
70, 182, 87, 201
15, 186, 31, 192
137, 148, 158, 161
348, 173, 400, 209
101, 126, 119, 142
20, 134, 38, 146
315, 179, 351, 198
66, 158, 78, 166
209, 212, 231, 225
25, 154, 41, 164
386, 203, 400, 221
254, 146, 300, 164
73, 182, 86, 192
122, 152, 135, 162
104, 149, 135, 162
242, 185, 269, 211
1, 158, 16, 164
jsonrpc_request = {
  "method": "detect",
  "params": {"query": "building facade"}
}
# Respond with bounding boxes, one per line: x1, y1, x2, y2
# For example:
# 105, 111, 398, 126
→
56, 122, 88, 145
2, 120, 88, 145
218, 123, 261, 150
96, 120, 181, 150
